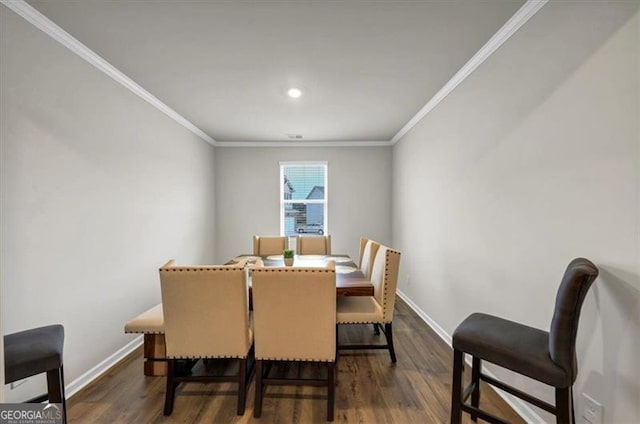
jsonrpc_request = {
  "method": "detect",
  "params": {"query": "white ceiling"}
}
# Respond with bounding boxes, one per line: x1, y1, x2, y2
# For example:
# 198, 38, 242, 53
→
26, 0, 525, 144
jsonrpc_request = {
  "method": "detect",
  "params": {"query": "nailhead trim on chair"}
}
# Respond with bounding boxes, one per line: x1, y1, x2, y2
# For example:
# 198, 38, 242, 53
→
381, 249, 401, 322
160, 267, 245, 272
255, 356, 334, 362
125, 305, 165, 334
338, 320, 392, 324
168, 354, 248, 359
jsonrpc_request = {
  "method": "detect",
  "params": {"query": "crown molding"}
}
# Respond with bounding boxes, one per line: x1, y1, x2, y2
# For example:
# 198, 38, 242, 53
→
215, 140, 392, 148
389, 0, 548, 145
3, 0, 547, 149
1, 0, 216, 146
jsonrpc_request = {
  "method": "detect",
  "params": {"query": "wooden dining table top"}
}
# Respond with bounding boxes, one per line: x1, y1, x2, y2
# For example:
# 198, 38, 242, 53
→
228, 254, 374, 296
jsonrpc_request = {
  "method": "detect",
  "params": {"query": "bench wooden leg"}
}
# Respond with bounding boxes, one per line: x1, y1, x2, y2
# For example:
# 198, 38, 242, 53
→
144, 334, 167, 376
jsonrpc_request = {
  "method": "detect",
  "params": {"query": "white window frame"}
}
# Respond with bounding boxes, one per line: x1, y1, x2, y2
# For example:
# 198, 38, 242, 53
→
279, 161, 328, 237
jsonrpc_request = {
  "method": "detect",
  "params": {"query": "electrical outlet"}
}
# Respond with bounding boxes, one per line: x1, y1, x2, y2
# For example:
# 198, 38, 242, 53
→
582, 393, 603, 424
10, 379, 27, 390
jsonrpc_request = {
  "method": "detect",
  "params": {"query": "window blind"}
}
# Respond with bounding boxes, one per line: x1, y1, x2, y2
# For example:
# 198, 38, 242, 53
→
280, 163, 327, 237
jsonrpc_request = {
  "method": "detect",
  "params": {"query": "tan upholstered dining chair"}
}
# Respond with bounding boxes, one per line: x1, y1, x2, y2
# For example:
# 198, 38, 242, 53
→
251, 261, 337, 421
253, 235, 288, 256
297, 235, 331, 255
358, 237, 381, 280
337, 245, 401, 363
159, 259, 253, 416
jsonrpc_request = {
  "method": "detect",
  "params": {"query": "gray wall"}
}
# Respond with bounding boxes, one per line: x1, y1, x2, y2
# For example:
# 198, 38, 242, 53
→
215, 146, 391, 263
3, 1, 638, 421
1, 6, 216, 401
392, 2, 639, 423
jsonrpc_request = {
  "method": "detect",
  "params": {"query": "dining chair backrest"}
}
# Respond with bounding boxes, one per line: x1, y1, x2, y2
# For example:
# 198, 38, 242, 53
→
251, 262, 336, 362
359, 238, 381, 280
297, 235, 331, 255
370, 246, 401, 323
253, 236, 288, 256
159, 259, 251, 359
358, 237, 369, 267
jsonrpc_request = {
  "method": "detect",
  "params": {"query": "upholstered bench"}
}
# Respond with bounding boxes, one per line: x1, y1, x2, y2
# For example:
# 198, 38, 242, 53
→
124, 304, 166, 376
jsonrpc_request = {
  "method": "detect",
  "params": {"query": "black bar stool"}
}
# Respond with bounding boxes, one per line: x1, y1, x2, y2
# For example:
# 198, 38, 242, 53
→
450, 258, 598, 424
4, 325, 67, 424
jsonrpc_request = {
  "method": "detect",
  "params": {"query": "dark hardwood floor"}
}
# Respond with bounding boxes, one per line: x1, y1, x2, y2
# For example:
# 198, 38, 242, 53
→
67, 299, 525, 423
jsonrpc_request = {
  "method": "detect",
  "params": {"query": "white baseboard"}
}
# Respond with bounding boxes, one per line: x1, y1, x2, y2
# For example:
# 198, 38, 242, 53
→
397, 289, 453, 346
65, 336, 143, 399
396, 290, 545, 423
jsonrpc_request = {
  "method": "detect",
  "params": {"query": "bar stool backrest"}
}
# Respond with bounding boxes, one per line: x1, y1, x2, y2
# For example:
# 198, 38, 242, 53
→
548, 257, 599, 384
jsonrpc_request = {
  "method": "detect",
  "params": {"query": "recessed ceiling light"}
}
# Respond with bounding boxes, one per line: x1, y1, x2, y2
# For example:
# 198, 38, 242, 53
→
287, 88, 302, 98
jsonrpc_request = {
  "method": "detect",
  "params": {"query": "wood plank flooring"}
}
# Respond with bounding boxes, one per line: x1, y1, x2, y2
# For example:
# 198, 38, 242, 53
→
67, 299, 525, 423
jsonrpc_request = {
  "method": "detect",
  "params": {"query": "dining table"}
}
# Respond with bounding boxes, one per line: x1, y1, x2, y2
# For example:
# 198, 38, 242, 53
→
228, 254, 374, 297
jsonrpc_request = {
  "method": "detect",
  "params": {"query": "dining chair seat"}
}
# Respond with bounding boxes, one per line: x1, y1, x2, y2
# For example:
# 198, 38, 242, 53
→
453, 313, 566, 387
337, 296, 383, 323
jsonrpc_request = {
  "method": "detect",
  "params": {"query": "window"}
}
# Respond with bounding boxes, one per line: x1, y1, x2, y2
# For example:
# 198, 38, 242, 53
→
280, 162, 328, 237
